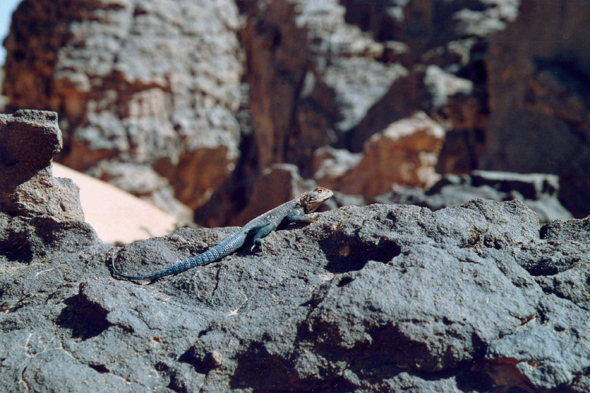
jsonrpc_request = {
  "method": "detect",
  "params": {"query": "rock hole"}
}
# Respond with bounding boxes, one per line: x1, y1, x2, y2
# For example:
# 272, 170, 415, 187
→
337, 276, 354, 287
178, 348, 217, 375
320, 237, 401, 274
56, 295, 112, 340
89, 364, 109, 373
526, 264, 560, 277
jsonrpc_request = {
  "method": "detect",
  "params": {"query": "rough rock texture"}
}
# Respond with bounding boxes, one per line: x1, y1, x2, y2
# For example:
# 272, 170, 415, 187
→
316, 112, 445, 198
0, 114, 588, 390
483, 0, 590, 217
4, 189, 590, 391
3, 0, 243, 216
0, 110, 99, 263
193, 0, 519, 228
339, 0, 518, 167
0, 110, 80, 221
7, 0, 590, 229
376, 170, 573, 224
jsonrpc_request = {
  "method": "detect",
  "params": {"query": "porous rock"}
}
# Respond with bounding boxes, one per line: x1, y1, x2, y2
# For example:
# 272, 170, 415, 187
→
2, 196, 590, 391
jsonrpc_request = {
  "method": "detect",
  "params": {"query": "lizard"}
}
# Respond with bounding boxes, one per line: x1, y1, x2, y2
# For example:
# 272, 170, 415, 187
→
112, 187, 333, 282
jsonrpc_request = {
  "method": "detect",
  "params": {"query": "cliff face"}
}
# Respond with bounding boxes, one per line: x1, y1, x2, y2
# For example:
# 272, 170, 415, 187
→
2, 0, 244, 220
1, 112, 590, 391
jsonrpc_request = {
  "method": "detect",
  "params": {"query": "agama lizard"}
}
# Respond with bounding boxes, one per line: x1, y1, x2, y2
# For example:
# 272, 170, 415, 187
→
112, 187, 333, 282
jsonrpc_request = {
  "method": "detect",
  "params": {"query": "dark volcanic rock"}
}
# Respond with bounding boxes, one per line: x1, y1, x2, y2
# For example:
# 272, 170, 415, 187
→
3, 190, 590, 391
0, 110, 63, 193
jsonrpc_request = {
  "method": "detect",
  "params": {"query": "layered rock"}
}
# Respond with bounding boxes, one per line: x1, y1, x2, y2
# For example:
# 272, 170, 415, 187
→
339, 0, 518, 168
193, 0, 409, 225
3, 0, 529, 227
3, 0, 243, 216
240, 0, 406, 176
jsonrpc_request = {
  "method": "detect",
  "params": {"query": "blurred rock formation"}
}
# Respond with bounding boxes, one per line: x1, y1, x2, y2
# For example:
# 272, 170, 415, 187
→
5, 0, 590, 222
483, 0, 590, 217
3, 0, 244, 221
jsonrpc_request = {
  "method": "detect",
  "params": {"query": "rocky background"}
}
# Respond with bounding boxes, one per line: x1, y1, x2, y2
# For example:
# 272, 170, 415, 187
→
2, 0, 590, 391
1, 0, 585, 225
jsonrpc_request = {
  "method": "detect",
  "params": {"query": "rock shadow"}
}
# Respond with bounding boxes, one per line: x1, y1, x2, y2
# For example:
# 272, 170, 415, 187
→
319, 236, 401, 274
56, 294, 112, 340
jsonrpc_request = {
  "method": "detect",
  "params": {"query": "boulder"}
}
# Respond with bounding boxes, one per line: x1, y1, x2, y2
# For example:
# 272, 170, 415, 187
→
483, 0, 590, 217
317, 112, 445, 198
240, 0, 405, 176
0, 110, 98, 262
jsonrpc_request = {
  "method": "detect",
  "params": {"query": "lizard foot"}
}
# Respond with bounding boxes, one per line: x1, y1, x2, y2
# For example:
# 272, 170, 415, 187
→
250, 238, 263, 252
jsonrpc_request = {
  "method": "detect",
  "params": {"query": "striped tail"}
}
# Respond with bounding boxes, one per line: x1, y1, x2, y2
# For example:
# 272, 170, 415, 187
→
112, 234, 244, 281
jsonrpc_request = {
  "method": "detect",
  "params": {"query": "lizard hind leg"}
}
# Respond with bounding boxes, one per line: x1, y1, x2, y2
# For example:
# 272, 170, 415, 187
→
250, 223, 277, 252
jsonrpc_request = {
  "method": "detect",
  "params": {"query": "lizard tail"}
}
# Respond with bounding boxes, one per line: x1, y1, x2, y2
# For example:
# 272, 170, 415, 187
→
112, 247, 223, 282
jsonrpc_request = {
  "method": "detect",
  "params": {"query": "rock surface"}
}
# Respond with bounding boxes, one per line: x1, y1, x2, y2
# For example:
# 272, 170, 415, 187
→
7, 0, 564, 228
0, 110, 98, 263
0, 110, 81, 221
199, 0, 522, 226
0, 112, 586, 391
240, 0, 405, 175
3, 187, 590, 391
0, 114, 587, 390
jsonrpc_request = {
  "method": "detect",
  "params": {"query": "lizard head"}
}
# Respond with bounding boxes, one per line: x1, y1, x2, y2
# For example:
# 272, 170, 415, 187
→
300, 187, 333, 213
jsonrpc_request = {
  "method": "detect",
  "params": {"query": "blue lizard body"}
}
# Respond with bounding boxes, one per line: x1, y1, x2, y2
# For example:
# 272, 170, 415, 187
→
112, 187, 333, 282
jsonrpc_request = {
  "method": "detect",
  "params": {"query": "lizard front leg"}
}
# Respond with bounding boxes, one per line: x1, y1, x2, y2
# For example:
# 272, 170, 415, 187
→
285, 207, 314, 224
250, 223, 277, 252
